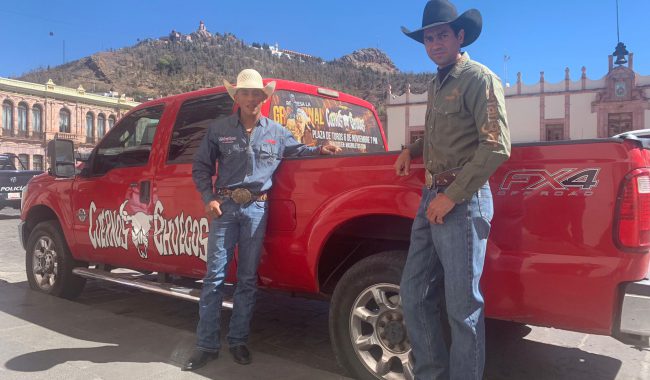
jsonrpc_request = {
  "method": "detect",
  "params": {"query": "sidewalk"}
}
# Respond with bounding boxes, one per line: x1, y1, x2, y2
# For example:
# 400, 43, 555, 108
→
0, 280, 349, 380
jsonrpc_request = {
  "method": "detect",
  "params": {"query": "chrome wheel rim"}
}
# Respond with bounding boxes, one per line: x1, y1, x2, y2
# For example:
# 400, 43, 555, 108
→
350, 283, 413, 380
32, 236, 58, 291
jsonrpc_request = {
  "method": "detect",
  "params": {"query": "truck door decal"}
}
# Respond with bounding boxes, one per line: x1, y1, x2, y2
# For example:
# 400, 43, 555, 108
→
88, 200, 209, 262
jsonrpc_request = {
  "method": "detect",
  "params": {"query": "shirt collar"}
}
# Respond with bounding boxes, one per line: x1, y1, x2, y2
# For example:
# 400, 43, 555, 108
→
235, 111, 269, 129
448, 52, 470, 79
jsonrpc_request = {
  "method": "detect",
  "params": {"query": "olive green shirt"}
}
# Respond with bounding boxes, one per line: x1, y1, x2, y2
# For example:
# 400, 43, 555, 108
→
407, 52, 511, 203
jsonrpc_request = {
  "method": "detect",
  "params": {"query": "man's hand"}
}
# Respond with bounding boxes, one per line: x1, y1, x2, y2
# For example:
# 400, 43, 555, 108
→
394, 148, 411, 176
426, 193, 455, 224
320, 144, 342, 155
205, 199, 223, 219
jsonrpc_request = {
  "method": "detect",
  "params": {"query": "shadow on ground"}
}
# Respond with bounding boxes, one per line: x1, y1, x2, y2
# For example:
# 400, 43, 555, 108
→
1, 280, 623, 380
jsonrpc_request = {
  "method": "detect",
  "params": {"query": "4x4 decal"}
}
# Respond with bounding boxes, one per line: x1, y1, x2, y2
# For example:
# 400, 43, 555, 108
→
497, 168, 600, 196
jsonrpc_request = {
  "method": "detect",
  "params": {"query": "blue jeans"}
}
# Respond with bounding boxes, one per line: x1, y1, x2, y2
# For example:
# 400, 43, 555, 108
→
196, 199, 269, 352
400, 183, 493, 380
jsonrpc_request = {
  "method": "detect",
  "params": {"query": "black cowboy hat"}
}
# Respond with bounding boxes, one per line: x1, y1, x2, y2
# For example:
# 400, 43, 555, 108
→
401, 0, 482, 47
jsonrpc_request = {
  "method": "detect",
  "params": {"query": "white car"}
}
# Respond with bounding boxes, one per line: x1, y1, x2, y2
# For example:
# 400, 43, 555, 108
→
614, 129, 650, 139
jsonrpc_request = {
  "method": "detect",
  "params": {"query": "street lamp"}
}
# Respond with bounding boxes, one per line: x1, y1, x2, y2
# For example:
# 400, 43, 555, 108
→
49, 31, 65, 64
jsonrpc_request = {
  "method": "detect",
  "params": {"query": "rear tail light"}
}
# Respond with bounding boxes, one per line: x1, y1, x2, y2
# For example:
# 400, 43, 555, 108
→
615, 170, 650, 251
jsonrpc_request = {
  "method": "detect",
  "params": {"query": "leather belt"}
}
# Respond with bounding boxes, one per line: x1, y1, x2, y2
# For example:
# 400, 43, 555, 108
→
216, 188, 268, 204
425, 168, 461, 189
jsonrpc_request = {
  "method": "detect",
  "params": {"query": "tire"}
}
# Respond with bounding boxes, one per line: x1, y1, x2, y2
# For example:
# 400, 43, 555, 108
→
329, 251, 413, 380
25, 220, 87, 299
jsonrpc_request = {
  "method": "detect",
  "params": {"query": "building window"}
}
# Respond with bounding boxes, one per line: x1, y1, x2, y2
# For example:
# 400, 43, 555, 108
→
32, 106, 42, 134
59, 109, 71, 133
108, 115, 116, 130
545, 124, 564, 141
86, 112, 95, 143
409, 130, 424, 144
98, 114, 106, 137
2, 100, 13, 133
607, 112, 633, 136
18, 154, 29, 170
18, 103, 28, 133
33, 155, 43, 171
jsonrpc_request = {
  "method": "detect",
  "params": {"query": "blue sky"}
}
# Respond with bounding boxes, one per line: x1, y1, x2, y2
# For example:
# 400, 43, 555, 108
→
0, 0, 648, 86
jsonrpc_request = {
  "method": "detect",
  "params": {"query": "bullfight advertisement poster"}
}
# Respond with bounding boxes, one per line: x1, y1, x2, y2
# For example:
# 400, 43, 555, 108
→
269, 90, 384, 153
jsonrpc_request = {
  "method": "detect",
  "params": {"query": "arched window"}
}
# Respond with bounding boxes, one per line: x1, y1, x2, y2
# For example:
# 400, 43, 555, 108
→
32, 105, 43, 136
17, 103, 28, 135
59, 108, 71, 133
108, 115, 116, 130
86, 112, 95, 143
98, 113, 106, 137
2, 100, 13, 133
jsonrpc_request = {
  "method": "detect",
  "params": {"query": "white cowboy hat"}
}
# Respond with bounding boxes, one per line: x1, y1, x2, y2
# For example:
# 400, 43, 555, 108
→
223, 69, 276, 100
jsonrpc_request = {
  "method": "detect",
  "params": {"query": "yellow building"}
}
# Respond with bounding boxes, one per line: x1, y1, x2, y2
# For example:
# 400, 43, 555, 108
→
0, 77, 139, 170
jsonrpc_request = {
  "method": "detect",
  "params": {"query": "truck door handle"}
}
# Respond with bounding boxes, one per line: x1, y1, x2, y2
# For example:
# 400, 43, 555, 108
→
140, 181, 151, 204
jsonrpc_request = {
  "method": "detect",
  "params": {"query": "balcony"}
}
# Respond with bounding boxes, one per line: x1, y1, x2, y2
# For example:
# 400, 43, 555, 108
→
86, 136, 96, 144
30, 131, 44, 140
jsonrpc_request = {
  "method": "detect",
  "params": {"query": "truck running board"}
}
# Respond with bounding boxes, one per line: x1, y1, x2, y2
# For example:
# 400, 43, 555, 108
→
72, 267, 233, 309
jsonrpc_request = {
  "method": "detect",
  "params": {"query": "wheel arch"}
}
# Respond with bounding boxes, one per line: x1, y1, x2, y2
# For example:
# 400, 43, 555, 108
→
310, 185, 419, 295
22, 205, 63, 249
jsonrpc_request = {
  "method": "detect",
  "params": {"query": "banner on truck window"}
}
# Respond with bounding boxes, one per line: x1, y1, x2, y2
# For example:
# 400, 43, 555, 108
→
269, 90, 385, 153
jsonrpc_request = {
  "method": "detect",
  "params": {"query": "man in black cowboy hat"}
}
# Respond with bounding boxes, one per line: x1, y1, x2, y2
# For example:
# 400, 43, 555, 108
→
394, 1, 511, 379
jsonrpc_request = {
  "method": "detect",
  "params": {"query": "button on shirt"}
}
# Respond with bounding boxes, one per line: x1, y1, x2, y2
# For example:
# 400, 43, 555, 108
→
407, 52, 511, 203
193, 113, 320, 204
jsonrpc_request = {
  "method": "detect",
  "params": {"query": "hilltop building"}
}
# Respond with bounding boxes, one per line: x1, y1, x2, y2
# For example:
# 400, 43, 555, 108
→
0, 77, 139, 170
386, 50, 650, 150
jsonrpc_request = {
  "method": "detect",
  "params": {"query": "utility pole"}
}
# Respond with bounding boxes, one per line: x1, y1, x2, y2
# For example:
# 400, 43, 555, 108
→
503, 54, 511, 88
49, 32, 65, 65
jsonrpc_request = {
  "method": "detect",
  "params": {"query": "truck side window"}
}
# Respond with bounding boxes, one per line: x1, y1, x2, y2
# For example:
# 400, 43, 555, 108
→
91, 105, 164, 176
167, 93, 234, 164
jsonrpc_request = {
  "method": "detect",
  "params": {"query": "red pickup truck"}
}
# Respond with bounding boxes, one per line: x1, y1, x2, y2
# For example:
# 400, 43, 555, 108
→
19, 79, 650, 380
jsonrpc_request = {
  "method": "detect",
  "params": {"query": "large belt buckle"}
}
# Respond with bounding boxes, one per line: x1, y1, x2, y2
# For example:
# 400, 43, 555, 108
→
231, 188, 252, 204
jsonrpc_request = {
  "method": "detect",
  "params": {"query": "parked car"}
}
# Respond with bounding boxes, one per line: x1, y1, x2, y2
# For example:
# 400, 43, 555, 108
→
0, 153, 43, 211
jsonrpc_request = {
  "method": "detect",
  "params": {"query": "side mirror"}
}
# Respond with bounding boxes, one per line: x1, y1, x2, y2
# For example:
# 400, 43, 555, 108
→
47, 139, 76, 178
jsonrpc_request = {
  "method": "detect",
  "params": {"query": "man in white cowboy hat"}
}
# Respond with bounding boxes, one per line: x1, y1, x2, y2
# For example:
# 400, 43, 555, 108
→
394, 1, 511, 379
185, 68, 340, 371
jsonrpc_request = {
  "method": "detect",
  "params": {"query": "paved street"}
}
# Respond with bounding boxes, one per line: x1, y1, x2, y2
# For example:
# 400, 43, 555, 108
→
1, 207, 650, 379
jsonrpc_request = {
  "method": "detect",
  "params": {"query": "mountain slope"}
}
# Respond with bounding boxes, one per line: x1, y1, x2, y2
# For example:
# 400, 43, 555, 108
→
18, 28, 432, 120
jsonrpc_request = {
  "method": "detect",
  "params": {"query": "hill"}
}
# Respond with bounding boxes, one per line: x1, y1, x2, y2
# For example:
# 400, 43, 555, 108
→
18, 22, 433, 121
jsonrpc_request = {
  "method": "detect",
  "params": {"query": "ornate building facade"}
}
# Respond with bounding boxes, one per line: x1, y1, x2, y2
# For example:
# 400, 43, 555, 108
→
0, 77, 139, 169
386, 52, 650, 150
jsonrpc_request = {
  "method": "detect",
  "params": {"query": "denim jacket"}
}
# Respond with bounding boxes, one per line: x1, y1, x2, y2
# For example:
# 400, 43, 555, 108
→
192, 113, 319, 204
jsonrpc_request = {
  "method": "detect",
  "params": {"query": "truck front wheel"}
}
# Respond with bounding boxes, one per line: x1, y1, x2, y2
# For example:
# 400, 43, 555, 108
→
25, 220, 86, 299
329, 251, 413, 380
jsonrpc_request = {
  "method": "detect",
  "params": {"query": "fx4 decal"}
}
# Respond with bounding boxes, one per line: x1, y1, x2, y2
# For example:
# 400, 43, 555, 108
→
496, 168, 599, 197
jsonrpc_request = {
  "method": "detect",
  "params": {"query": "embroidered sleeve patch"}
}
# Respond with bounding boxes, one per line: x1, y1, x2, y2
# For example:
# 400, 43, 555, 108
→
481, 82, 501, 148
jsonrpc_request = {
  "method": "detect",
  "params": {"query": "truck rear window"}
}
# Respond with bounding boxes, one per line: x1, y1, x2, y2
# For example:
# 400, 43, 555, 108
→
269, 90, 385, 154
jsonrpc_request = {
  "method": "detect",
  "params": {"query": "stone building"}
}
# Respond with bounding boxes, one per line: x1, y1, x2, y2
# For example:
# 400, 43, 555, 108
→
0, 77, 139, 170
386, 51, 650, 150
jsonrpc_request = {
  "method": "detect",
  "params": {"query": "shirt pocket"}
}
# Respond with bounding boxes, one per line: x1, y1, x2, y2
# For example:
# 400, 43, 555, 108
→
254, 143, 279, 166
433, 98, 463, 134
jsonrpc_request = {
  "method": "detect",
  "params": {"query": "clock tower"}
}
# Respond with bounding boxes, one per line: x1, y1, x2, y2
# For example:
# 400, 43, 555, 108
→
592, 46, 649, 137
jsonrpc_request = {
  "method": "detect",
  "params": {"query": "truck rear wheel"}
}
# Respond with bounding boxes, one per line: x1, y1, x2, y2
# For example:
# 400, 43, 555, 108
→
329, 251, 413, 380
25, 220, 86, 299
